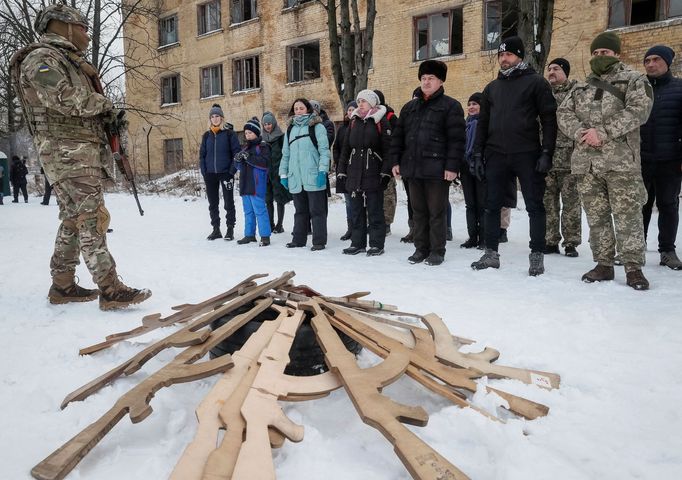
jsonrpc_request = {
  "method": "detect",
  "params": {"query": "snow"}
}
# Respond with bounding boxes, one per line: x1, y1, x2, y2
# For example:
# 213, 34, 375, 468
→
1, 186, 681, 480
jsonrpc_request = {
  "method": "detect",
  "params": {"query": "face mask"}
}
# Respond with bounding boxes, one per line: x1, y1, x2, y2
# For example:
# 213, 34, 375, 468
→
590, 56, 619, 76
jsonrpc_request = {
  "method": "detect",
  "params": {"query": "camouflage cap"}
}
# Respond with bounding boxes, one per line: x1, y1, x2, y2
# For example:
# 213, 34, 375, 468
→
34, 4, 89, 35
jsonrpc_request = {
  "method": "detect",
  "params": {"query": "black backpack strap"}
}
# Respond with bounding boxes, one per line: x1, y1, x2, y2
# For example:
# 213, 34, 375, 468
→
587, 77, 626, 104
287, 123, 319, 149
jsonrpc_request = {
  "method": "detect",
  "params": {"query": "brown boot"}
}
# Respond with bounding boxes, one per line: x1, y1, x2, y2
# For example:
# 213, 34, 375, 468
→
98, 269, 152, 311
48, 272, 99, 304
626, 269, 649, 291
581, 264, 615, 283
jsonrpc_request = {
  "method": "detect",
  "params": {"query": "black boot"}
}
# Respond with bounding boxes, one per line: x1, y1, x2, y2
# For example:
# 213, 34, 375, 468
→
401, 219, 414, 243
340, 220, 352, 241
499, 228, 508, 243
237, 236, 257, 244
207, 227, 222, 240
224, 225, 234, 241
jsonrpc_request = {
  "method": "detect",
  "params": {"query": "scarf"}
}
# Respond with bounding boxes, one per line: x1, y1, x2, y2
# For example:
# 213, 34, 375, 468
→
590, 56, 620, 76
500, 61, 528, 77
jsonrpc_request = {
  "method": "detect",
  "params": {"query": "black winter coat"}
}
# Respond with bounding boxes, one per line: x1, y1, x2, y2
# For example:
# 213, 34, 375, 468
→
390, 87, 465, 179
640, 71, 682, 164
338, 110, 392, 192
475, 66, 557, 156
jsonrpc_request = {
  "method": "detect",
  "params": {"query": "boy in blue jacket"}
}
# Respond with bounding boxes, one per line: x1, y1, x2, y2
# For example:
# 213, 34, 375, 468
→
232, 118, 272, 246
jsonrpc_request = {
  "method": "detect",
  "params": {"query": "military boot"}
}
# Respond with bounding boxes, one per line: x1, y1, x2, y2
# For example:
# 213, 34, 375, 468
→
471, 249, 500, 270
660, 251, 682, 270
48, 272, 99, 304
340, 220, 352, 241
98, 269, 152, 311
581, 264, 614, 283
207, 227, 222, 240
224, 225, 234, 241
626, 269, 649, 291
528, 252, 545, 276
400, 219, 414, 243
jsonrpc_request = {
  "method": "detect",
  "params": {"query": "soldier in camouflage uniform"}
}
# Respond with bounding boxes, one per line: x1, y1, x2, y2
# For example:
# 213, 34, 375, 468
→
11, 4, 151, 309
544, 58, 582, 257
558, 32, 653, 290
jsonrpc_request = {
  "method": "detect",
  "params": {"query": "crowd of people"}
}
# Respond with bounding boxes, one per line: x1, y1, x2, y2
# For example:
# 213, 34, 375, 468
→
199, 32, 681, 290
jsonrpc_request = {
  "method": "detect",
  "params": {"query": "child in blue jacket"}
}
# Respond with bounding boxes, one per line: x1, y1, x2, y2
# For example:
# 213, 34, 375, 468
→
232, 118, 272, 246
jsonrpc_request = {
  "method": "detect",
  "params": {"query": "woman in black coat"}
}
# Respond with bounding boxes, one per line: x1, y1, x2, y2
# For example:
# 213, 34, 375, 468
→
337, 90, 392, 256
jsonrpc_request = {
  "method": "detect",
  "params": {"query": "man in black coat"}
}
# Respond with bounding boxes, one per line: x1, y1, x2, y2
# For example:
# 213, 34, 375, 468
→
10, 155, 29, 203
640, 45, 682, 270
390, 59, 465, 266
471, 36, 557, 276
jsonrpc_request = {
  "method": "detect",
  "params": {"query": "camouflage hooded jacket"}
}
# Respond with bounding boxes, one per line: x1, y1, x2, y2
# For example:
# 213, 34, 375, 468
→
551, 79, 577, 170
557, 62, 653, 175
12, 33, 113, 183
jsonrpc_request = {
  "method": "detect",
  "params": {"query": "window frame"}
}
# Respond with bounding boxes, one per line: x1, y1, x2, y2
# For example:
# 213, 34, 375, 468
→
482, 0, 518, 51
197, 0, 222, 36
158, 14, 179, 47
284, 0, 314, 8
233, 55, 261, 92
413, 9, 464, 61
161, 74, 181, 105
286, 41, 321, 83
163, 138, 184, 174
200, 64, 224, 98
608, 0, 682, 28
231, 0, 258, 24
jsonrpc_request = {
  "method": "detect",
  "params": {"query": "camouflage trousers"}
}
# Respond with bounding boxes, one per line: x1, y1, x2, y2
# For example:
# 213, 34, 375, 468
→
543, 170, 582, 247
50, 175, 115, 284
383, 177, 397, 225
578, 171, 647, 269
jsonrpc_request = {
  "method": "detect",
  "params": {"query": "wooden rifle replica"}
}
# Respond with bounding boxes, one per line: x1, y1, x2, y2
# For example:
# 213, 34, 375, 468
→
32, 272, 561, 480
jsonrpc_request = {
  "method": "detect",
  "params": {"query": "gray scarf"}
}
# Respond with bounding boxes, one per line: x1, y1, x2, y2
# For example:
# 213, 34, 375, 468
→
500, 61, 528, 77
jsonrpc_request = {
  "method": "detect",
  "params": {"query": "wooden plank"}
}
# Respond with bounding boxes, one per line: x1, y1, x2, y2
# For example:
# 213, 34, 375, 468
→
310, 301, 470, 480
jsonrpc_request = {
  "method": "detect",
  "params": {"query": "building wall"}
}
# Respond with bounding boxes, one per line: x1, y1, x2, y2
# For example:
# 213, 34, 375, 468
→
124, 0, 682, 176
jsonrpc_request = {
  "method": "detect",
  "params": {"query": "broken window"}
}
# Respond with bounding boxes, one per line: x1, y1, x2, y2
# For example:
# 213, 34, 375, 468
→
164, 139, 183, 174
198, 0, 221, 35
233, 56, 260, 91
414, 9, 463, 60
161, 74, 181, 104
483, 0, 518, 50
200, 64, 223, 98
287, 42, 320, 83
609, 0, 682, 28
231, 0, 257, 24
159, 14, 178, 47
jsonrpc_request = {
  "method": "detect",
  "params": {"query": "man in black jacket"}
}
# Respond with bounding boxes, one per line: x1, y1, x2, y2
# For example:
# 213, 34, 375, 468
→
471, 36, 557, 276
640, 45, 682, 270
390, 59, 465, 266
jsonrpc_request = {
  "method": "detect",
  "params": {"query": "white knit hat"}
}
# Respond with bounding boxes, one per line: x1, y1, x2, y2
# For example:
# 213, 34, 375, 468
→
356, 89, 379, 108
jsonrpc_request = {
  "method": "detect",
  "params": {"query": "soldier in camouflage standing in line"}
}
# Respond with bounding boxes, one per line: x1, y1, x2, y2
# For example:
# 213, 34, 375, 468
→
558, 32, 653, 290
10, 4, 151, 309
544, 58, 582, 258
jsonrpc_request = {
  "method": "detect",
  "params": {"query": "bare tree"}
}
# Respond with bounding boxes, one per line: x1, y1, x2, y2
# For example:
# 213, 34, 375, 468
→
516, 0, 555, 73
317, 0, 377, 109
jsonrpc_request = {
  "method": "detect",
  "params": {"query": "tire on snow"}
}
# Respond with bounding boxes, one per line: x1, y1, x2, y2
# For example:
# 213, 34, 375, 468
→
209, 302, 362, 376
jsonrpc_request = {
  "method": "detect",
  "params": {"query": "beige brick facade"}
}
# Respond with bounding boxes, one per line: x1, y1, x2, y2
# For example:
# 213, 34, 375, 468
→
123, 0, 682, 176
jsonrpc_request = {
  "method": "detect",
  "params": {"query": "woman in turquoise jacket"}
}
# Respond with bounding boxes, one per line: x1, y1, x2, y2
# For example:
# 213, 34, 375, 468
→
279, 98, 331, 250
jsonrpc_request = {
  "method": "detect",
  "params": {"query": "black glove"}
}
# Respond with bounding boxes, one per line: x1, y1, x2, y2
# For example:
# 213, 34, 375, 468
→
234, 150, 249, 163
381, 174, 391, 190
471, 153, 485, 182
336, 174, 347, 194
536, 151, 552, 173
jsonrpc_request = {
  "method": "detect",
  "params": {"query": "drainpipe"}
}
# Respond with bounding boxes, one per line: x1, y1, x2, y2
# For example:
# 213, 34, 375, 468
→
146, 126, 153, 181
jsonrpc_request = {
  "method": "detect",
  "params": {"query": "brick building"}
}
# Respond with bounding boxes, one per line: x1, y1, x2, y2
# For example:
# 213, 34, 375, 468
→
123, 0, 682, 177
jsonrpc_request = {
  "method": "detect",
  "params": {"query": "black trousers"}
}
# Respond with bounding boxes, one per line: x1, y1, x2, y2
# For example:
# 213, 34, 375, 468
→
484, 151, 546, 252
403, 178, 413, 221
13, 180, 28, 202
292, 189, 327, 246
205, 172, 236, 228
460, 168, 486, 242
642, 161, 681, 252
43, 177, 53, 204
406, 178, 450, 257
350, 190, 386, 249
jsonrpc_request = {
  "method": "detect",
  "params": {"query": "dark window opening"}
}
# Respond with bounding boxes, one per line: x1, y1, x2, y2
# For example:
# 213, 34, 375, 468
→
231, 0, 257, 24
414, 9, 463, 60
159, 15, 178, 46
198, 0, 221, 35
200, 64, 223, 98
233, 56, 260, 91
287, 42, 320, 82
484, 0, 518, 50
608, 0, 682, 28
164, 139, 183, 174
161, 75, 180, 104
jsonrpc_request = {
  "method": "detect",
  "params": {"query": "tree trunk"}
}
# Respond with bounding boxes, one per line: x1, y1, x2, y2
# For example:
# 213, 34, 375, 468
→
516, 0, 555, 73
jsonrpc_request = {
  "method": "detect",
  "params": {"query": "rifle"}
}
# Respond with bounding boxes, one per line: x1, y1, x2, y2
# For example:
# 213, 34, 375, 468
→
105, 110, 144, 216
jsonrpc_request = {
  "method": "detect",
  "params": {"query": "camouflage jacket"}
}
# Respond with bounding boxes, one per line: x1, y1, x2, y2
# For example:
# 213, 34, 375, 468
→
11, 33, 113, 183
557, 62, 653, 175
552, 79, 577, 171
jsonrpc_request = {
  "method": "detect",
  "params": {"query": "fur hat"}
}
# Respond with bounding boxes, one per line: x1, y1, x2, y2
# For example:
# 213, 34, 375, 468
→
590, 32, 621, 54
356, 89, 380, 108
417, 60, 447, 82
468, 92, 483, 105
498, 36, 525, 59
644, 45, 675, 67
209, 103, 224, 118
548, 57, 571, 77
244, 117, 261, 136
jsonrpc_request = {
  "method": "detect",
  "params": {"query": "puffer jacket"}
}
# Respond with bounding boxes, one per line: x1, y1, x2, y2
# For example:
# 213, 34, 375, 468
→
338, 106, 392, 192
389, 86, 465, 179
279, 113, 330, 193
231, 138, 270, 198
640, 70, 682, 164
199, 124, 241, 176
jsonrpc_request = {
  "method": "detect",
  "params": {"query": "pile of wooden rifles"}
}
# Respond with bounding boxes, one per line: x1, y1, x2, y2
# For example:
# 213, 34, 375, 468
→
31, 271, 560, 480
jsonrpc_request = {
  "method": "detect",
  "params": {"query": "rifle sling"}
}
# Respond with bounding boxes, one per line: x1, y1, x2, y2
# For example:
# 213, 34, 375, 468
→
587, 77, 626, 104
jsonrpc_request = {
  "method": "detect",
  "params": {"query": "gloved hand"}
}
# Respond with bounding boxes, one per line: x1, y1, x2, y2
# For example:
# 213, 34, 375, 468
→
234, 150, 249, 162
381, 174, 391, 190
336, 174, 347, 193
316, 171, 327, 189
535, 151, 552, 173
471, 153, 485, 182
280, 177, 289, 190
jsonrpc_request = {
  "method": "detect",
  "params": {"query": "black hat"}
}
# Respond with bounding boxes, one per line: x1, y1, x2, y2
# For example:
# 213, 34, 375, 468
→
498, 36, 525, 59
644, 45, 675, 67
418, 60, 447, 82
373, 89, 386, 106
548, 57, 571, 77
244, 117, 261, 136
468, 92, 483, 105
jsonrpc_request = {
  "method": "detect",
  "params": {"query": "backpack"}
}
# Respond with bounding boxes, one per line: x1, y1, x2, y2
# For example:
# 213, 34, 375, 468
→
286, 123, 318, 149
350, 116, 390, 136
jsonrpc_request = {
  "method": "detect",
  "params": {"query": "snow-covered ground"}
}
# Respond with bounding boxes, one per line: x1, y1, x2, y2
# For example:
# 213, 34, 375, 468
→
1, 186, 680, 480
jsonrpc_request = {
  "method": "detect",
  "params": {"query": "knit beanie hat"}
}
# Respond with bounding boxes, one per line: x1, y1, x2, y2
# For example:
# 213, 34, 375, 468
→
590, 32, 621, 54
262, 112, 276, 126
244, 117, 261, 136
417, 59, 447, 81
374, 90, 386, 106
209, 103, 224, 118
644, 45, 675, 67
356, 89, 379, 107
468, 92, 483, 105
498, 36, 525, 59
346, 100, 358, 109
548, 57, 571, 77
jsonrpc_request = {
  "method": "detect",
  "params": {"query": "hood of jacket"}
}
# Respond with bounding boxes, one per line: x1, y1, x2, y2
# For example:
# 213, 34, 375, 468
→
350, 105, 387, 124
288, 113, 322, 127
